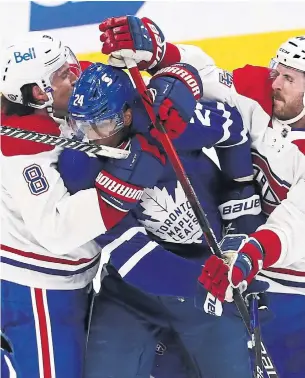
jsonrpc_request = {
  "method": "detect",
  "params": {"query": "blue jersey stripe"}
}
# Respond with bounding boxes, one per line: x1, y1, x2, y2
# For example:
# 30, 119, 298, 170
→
1, 255, 100, 277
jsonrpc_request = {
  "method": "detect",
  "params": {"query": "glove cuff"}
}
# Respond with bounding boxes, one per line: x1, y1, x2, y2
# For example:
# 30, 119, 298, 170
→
240, 238, 264, 283
233, 253, 253, 284
141, 17, 167, 70
148, 42, 181, 75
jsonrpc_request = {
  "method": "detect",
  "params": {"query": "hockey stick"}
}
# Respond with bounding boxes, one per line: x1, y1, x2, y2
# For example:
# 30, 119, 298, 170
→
125, 58, 279, 378
249, 294, 264, 377
0, 125, 130, 159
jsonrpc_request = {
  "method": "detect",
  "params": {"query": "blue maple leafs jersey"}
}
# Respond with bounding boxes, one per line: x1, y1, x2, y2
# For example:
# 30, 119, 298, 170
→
58, 100, 254, 297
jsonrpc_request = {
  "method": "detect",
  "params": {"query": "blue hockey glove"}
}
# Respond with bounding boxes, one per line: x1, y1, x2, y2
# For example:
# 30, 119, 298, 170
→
99, 16, 166, 71
148, 63, 203, 140
95, 134, 165, 226
219, 181, 266, 235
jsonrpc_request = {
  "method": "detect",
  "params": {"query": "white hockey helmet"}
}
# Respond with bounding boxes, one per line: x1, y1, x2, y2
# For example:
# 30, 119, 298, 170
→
274, 36, 305, 72
0, 33, 80, 109
270, 36, 305, 124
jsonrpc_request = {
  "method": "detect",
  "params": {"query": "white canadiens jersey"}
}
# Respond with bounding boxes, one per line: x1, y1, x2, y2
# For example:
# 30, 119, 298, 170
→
1, 114, 107, 290
177, 44, 305, 294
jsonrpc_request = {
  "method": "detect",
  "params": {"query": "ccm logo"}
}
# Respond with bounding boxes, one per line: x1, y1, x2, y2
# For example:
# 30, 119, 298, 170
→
155, 65, 201, 99
147, 22, 164, 68
96, 171, 143, 202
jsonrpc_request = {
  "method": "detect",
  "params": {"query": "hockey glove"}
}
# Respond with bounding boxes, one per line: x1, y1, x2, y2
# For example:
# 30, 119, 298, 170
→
195, 275, 270, 320
95, 134, 165, 229
219, 180, 265, 235
198, 234, 264, 302
99, 16, 167, 71
148, 63, 203, 140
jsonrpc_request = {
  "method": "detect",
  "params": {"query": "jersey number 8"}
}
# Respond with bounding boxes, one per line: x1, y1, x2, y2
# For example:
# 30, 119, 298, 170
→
23, 164, 49, 195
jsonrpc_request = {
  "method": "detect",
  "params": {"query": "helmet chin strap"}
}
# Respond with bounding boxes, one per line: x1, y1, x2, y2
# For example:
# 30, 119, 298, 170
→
28, 90, 55, 118
277, 92, 305, 126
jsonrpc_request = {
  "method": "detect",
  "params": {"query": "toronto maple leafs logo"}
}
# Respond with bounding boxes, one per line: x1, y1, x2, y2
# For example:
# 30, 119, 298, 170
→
139, 182, 203, 244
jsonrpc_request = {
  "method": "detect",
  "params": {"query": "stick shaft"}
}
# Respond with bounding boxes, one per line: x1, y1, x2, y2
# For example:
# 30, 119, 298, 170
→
1, 125, 130, 159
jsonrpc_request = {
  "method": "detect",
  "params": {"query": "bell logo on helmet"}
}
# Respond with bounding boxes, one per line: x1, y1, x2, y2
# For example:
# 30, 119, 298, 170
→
14, 48, 36, 63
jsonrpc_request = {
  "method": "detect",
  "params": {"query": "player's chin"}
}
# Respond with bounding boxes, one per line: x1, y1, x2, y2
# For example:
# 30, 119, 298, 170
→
273, 102, 286, 119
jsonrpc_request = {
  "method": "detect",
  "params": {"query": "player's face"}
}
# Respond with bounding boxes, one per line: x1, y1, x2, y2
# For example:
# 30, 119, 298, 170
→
51, 62, 78, 117
70, 108, 132, 147
90, 108, 132, 147
272, 64, 305, 121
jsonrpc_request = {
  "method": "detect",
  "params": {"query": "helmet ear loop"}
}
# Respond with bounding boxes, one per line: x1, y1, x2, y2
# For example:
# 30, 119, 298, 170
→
27, 77, 55, 110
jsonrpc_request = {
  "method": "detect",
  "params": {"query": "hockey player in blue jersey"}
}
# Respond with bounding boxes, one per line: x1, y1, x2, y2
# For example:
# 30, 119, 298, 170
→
58, 54, 269, 377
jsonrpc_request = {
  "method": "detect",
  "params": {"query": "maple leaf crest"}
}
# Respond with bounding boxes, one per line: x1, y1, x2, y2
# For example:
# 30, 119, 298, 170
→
139, 182, 203, 243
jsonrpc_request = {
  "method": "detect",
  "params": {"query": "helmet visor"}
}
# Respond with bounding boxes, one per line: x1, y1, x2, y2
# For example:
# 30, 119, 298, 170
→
69, 113, 125, 141
50, 47, 82, 86
269, 58, 279, 70
66, 47, 82, 79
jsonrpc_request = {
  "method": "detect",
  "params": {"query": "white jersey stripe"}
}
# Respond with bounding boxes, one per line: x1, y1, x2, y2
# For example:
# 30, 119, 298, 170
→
42, 290, 56, 378
118, 241, 159, 277
31, 288, 44, 378
31, 288, 52, 378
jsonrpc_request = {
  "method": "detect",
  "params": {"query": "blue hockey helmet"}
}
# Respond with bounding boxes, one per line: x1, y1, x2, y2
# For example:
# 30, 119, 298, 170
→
68, 63, 136, 140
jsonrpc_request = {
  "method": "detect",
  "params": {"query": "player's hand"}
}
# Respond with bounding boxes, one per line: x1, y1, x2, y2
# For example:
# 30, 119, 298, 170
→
198, 234, 264, 302
95, 134, 165, 229
195, 275, 270, 318
148, 63, 203, 140
99, 16, 166, 70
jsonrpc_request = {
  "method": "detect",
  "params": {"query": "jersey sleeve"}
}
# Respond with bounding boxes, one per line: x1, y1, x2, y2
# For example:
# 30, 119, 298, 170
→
174, 101, 249, 150
175, 45, 273, 141
253, 179, 305, 268
173, 101, 254, 181
2, 151, 107, 254
94, 212, 202, 297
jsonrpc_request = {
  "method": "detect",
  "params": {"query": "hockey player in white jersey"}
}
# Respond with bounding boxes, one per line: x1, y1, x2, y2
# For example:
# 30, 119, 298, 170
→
0, 33, 167, 378
193, 36, 305, 377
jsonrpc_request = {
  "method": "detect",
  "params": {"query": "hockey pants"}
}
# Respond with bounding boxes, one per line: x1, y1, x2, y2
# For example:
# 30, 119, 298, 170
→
84, 271, 252, 378
1, 279, 91, 378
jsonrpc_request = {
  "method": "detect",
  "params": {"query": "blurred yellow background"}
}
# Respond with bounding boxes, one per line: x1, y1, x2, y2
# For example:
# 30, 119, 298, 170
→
78, 28, 305, 72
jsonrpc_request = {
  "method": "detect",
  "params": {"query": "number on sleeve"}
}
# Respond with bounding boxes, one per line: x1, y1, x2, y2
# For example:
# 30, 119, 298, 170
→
190, 102, 211, 126
23, 164, 49, 195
